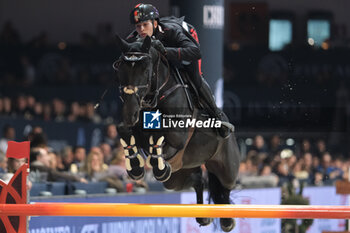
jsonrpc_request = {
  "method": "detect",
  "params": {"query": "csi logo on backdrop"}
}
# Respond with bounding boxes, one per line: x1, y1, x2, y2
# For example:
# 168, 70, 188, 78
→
143, 110, 162, 129
203, 5, 224, 29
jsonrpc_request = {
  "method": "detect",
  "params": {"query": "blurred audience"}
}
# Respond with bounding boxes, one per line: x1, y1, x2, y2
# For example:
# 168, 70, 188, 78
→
81, 150, 124, 192
0, 95, 109, 124
0, 125, 16, 154
103, 123, 118, 148
30, 147, 87, 183
69, 146, 86, 174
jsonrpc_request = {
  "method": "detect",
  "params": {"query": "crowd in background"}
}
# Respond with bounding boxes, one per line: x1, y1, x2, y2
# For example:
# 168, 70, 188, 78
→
0, 123, 150, 194
238, 135, 347, 189
0, 94, 122, 124
1, 21, 349, 195
0, 20, 117, 87
0, 123, 348, 195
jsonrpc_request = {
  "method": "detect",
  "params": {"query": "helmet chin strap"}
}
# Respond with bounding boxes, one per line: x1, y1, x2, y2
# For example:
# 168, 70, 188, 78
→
151, 19, 155, 36
151, 19, 159, 37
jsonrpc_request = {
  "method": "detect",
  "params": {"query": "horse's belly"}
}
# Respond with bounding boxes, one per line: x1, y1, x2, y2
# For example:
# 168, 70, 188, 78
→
181, 135, 219, 168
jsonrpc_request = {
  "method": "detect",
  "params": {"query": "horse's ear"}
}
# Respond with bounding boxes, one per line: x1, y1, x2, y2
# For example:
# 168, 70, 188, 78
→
141, 36, 151, 53
115, 34, 129, 53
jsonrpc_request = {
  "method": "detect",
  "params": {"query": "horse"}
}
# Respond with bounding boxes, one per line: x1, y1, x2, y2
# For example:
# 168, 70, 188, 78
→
113, 35, 241, 232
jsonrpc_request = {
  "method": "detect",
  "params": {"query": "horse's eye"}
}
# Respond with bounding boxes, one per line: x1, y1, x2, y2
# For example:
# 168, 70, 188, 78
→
144, 70, 149, 76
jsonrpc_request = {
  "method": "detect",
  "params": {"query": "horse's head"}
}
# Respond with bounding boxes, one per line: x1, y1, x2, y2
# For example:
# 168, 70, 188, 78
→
114, 35, 162, 127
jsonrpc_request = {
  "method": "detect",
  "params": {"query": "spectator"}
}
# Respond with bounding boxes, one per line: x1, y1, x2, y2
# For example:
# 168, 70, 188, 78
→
8, 157, 27, 173
316, 152, 341, 184
69, 146, 86, 174
48, 150, 59, 170
15, 95, 27, 117
269, 134, 284, 156
77, 103, 88, 121
238, 158, 278, 188
27, 130, 47, 150
103, 123, 118, 148
82, 150, 124, 192
292, 161, 310, 182
300, 139, 313, 155
312, 156, 320, 174
250, 134, 268, 154
302, 152, 313, 173
274, 160, 294, 186
2, 157, 32, 192
2, 97, 12, 116
333, 156, 346, 180
0, 152, 8, 176
100, 142, 113, 164
33, 102, 43, 119
315, 139, 327, 158
61, 146, 74, 171
108, 146, 127, 179
88, 146, 108, 170
52, 98, 66, 122
67, 102, 81, 122
30, 147, 87, 183
25, 95, 36, 117
0, 125, 16, 154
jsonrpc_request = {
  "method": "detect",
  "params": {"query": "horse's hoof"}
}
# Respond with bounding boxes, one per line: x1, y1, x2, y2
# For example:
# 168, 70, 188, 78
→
220, 218, 235, 232
127, 168, 144, 180
125, 153, 145, 180
196, 217, 213, 226
153, 161, 172, 182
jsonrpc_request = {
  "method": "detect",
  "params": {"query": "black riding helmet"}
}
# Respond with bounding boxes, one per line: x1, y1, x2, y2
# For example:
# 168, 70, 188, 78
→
130, 3, 159, 24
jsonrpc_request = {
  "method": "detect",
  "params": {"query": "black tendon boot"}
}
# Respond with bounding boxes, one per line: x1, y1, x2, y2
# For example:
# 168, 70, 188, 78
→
198, 80, 234, 139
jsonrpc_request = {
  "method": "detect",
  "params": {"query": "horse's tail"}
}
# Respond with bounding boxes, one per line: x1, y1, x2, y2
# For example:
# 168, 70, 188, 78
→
207, 172, 231, 204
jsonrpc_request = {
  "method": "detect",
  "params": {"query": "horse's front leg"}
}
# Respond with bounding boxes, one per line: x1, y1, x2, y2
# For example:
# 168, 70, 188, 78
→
120, 135, 145, 180
146, 136, 172, 182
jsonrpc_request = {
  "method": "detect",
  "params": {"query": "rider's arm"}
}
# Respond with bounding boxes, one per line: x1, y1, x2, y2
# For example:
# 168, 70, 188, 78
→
165, 29, 201, 62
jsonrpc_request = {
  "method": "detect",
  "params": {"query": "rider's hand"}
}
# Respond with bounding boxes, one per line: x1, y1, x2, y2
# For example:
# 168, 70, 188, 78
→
152, 40, 167, 56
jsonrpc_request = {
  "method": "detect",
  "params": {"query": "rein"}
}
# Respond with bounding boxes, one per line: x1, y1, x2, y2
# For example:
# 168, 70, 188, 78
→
113, 50, 171, 109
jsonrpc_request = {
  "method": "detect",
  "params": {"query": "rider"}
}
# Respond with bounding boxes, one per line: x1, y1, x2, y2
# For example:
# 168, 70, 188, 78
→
127, 3, 232, 138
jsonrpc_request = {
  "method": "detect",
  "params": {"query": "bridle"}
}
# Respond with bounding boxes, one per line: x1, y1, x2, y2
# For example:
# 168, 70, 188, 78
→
113, 50, 170, 109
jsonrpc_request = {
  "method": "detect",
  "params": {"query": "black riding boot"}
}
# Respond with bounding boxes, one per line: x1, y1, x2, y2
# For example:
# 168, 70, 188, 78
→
198, 80, 233, 139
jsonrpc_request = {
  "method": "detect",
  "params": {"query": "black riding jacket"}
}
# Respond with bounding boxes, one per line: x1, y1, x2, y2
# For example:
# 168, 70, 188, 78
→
126, 17, 203, 88
126, 17, 201, 63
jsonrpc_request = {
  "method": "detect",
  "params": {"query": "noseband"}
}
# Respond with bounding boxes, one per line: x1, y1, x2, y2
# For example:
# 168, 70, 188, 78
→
113, 51, 170, 109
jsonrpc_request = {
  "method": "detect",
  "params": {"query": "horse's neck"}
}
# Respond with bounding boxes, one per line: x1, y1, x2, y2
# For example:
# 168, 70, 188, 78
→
157, 64, 192, 114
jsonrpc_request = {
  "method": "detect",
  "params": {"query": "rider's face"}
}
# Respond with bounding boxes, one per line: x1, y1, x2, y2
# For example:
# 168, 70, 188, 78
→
135, 20, 157, 38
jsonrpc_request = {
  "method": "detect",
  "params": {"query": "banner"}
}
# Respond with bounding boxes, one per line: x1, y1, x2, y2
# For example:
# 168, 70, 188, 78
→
180, 188, 281, 233
29, 193, 181, 233
303, 186, 348, 233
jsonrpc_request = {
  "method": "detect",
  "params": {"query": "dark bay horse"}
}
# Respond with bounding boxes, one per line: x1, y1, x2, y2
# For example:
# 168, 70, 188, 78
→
113, 35, 241, 232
